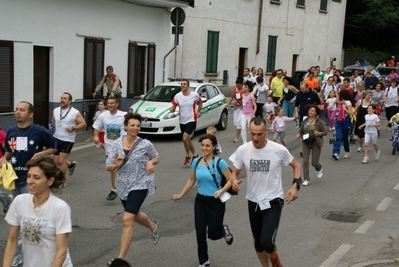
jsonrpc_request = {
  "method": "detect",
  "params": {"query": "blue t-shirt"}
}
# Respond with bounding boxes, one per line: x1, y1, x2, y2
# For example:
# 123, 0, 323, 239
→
4, 124, 57, 184
192, 157, 229, 197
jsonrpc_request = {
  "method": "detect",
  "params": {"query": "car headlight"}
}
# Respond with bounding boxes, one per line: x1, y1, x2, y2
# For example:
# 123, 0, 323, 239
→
163, 111, 178, 119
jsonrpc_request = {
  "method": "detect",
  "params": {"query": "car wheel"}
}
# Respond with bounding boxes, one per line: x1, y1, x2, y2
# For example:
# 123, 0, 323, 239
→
216, 109, 228, 130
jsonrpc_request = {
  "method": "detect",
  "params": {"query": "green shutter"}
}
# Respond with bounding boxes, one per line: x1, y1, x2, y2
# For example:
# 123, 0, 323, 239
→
266, 36, 278, 73
320, 0, 327, 11
206, 31, 219, 73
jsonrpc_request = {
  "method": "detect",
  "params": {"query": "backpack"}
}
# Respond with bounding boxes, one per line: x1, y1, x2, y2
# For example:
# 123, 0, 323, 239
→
104, 74, 122, 88
194, 157, 238, 196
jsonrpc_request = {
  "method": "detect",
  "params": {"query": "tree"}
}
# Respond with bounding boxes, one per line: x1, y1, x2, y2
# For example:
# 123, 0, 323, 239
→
344, 0, 399, 54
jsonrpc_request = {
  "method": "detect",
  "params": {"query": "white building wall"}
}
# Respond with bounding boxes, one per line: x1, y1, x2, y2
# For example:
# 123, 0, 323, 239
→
1, 0, 173, 104
171, 0, 346, 86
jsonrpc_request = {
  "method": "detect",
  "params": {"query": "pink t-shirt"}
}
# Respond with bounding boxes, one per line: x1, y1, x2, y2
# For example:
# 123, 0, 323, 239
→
242, 94, 255, 116
0, 129, 6, 158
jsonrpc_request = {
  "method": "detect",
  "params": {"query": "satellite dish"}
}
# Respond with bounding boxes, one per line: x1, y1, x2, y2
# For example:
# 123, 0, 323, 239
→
171, 7, 185, 26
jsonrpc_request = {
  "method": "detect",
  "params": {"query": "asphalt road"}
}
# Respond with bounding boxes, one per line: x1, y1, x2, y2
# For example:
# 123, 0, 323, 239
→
1, 113, 399, 267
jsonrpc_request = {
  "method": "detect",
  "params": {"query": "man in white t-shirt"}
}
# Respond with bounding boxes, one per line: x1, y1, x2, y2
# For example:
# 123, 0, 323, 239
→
170, 79, 202, 165
229, 117, 301, 267
93, 97, 126, 200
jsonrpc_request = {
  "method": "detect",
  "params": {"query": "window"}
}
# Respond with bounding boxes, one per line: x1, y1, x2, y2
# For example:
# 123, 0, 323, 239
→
270, 0, 281, 4
0, 40, 14, 113
297, 0, 305, 6
332, 0, 341, 2
320, 0, 328, 12
127, 42, 156, 97
206, 31, 219, 74
266, 36, 278, 73
83, 38, 104, 99
206, 85, 217, 99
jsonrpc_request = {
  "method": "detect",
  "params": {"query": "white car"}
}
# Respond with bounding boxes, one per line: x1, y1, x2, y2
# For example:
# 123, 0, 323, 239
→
128, 79, 228, 135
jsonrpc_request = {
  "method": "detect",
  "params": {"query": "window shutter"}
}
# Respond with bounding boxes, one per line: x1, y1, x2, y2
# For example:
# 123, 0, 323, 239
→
147, 43, 156, 92
0, 41, 14, 112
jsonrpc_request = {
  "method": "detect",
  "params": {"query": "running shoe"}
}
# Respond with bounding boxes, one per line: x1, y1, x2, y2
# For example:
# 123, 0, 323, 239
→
184, 156, 191, 165
11, 254, 22, 267
302, 180, 310, 186
362, 157, 369, 164
68, 161, 77, 175
316, 169, 323, 178
198, 261, 210, 267
223, 225, 233, 245
332, 154, 339, 160
357, 147, 363, 152
150, 221, 159, 244
106, 190, 117, 201
375, 150, 380, 161
233, 138, 240, 143
344, 152, 350, 158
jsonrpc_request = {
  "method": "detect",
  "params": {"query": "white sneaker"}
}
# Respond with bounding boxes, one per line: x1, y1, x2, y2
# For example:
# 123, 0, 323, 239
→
344, 152, 350, 158
198, 260, 210, 267
375, 150, 381, 161
233, 138, 240, 143
329, 127, 332, 131
362, 157, 369, 164
332, 127, 335, 131
302, 180, 310, 186
317, 169, 323, 178
11, 254, 22, 267
332, 154, 339, 160
357, 147, 363, 152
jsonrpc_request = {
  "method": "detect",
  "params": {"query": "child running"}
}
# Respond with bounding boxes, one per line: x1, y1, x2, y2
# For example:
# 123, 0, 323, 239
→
358, 104, 380, 164
206, 126, 222, 156
271, 107, 295, 146
263, 96, 278, 129
241, 80, 257, 143
326, 90, 337, 131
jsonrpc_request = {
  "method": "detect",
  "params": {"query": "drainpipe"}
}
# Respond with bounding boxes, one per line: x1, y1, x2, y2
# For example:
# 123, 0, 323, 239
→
163, 45, 177, 82
256, 0, 263, 55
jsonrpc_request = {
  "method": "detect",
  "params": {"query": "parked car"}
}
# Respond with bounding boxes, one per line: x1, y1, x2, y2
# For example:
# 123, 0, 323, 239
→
291, 70, 308, 88
128, 79, 228, 135
343, 65, 380, 79
377, 66, 398, 77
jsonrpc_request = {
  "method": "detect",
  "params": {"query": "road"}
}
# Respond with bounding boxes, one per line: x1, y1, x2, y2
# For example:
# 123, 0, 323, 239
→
1, 113, 399, 267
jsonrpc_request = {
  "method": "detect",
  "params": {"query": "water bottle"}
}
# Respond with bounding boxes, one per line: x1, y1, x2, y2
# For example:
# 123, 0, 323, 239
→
96, 143, 101, 148
296, 120, 300, 128
94, 137, 101, 148
49, 121, 55, 134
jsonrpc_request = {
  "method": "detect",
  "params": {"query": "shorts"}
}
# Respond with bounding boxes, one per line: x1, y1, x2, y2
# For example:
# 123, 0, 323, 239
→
121, 189, 148, 215
267, 112, 274, 121
54, 138, 74, 155
99, 132, 105, 143
180, 122, 196, 135
364, 133, 378, 145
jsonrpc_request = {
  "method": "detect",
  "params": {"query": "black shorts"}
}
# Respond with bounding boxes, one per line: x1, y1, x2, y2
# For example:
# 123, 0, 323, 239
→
121, 189, 148, 215
54, 138, 74, 155
180, 122, 196, 135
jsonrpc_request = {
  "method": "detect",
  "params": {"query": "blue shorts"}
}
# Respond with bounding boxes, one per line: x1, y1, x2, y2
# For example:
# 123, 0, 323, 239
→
121, 189, 148, 215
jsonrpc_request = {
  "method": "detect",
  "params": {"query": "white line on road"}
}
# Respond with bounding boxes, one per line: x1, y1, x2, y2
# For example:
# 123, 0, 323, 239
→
319, 244, 353, 267
376, 197, 394, 211
393, 182, 399, 190
355, 220, 375, 234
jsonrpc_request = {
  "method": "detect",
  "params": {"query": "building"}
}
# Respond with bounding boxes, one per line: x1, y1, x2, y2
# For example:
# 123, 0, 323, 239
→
169, 0, 347, 88
0, 0, 193, 129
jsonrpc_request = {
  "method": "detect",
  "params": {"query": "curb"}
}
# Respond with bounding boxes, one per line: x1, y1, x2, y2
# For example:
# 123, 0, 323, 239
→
350, 258, 399, 267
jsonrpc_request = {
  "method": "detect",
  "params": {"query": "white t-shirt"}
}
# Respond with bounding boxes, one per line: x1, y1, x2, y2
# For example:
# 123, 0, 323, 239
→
5, 193, 73, 267
93, 110, 127, 155
229, 140, 293, 204
326, 98, 337, 110
172, 91, 202, 124
53, 106, 79, 142
322, 84, 335, 100
385, 87, 399, 107
365, 114, 380, 134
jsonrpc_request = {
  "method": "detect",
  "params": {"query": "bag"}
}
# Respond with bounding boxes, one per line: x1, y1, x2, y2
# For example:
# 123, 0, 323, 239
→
302, 136, 315, 146
337, 101, 346, 121
195, 157, 238, 196
118, 137, 143, 170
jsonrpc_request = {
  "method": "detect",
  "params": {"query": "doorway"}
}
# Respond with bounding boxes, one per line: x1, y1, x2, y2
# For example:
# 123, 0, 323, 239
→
291, 54, 298, 76
33, 46, 50, 128
238, 48, 247, 78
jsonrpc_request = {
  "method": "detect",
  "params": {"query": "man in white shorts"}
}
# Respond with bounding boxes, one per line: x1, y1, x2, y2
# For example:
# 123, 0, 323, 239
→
170, 79, 202, 165
93, 97, 126, 200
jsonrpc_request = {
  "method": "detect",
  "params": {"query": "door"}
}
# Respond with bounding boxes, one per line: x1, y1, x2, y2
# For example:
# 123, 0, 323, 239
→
33, 46, 50, 127
238, 48, 246, 78
291, 54, 298, 76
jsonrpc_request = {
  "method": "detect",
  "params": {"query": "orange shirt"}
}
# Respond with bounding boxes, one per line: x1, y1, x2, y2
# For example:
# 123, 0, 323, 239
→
303, 78, 319, 90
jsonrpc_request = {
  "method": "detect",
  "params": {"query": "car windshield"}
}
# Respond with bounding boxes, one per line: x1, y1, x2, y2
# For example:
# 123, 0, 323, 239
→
143, 85, 195, 102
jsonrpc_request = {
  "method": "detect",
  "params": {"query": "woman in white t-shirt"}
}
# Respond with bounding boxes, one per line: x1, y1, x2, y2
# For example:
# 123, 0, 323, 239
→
383, 79, 399, 129
3, 156, 73, 267
358, 105, 380, 164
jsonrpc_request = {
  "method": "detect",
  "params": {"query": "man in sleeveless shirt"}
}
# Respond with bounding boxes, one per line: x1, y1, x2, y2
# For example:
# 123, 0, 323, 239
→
51, 92, 86, 177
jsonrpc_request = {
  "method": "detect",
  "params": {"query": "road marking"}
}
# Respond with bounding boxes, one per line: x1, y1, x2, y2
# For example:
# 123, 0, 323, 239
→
393, 182, 399, 190
319, 244, 353, 267
355, 220, 374, 234
376, 197, 394, 211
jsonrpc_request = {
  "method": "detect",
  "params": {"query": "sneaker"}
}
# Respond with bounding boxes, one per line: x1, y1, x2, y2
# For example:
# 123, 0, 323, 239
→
357, 147, 363, 152
150, 221, 159, 244
183, 156, 191, 165
198, 260, 210, 267
375, 150, 381, 161
302, 180, 310, 186
390, 137, 393, 141
332, 127, 335, 131
329, 127, 332, 131
270, 252, 283, 267
332, 154, 339, 160
362, 157, 369, 164
316, 169, 323, 178
106, 190, 117, 201
233, 137, 240, 143
68, 161, 77, 175
344, 152, 350, 158
223, 225, 233, 245
11, 254, 22, 267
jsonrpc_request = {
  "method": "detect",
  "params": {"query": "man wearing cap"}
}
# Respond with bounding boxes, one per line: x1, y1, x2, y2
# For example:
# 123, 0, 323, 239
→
92, 65, 122, 99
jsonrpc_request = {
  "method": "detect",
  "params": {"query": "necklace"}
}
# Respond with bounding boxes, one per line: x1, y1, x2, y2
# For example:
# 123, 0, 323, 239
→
17, 123, 33, 137
59, 106, 72, 121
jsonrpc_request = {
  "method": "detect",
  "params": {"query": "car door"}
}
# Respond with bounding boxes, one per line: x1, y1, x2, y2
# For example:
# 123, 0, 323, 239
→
205, 85, 223, 126
196, 85, 210, 130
